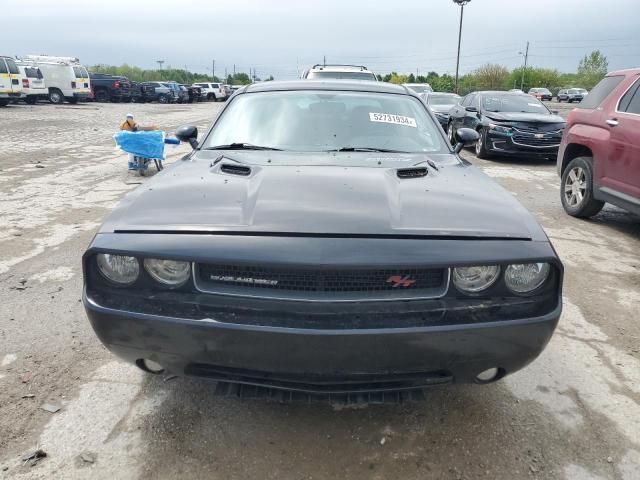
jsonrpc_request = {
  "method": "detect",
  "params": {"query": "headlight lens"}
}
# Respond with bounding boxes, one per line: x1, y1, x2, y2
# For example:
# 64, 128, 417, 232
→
96, 254, 139, 285
505, 263, 550, 293
488, 123, 513, 135
144, 258, 191, 286
452, 265, 500, 293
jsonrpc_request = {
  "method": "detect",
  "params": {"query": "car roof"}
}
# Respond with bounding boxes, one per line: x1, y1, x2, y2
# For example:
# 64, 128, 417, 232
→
608, 68, 640, 76
473, 90, 531, 96
241, 80, 408, 95
308, 64, 372, 73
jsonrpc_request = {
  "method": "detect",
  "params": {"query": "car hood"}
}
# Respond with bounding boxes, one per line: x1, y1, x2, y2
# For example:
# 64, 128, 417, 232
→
100, 151, 546, 241
484, 111, 565, 123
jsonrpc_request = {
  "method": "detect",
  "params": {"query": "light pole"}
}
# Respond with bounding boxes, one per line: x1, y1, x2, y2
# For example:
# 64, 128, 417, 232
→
518, 41, 530, 91
452, 0, 470, 94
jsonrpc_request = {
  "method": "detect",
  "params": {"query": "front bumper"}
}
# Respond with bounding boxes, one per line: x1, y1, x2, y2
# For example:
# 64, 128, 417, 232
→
485, 130, 561, 158
84, 295, 560, 392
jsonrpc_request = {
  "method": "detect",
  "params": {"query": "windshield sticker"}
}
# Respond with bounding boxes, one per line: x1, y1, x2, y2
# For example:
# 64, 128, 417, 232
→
528, 103, 543, 107
369, 112, 417, 128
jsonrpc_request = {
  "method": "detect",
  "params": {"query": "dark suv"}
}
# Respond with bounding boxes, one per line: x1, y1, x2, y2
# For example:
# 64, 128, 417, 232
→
557, 69, 640, 218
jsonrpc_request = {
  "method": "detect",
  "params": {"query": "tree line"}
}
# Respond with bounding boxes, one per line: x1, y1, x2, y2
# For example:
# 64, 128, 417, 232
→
89, 50, 608, 93
379, 50, 609, 94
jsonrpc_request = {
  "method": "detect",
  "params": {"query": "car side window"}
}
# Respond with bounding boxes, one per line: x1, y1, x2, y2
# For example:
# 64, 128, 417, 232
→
578, 76, 625, 109
0, 59, 8, 74
618, 79, 640, 114
460, 95, 470, 107
465, 94, 476, 108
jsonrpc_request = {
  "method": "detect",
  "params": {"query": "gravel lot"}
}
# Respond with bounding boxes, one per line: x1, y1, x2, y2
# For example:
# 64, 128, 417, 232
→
0, 100, 639, 480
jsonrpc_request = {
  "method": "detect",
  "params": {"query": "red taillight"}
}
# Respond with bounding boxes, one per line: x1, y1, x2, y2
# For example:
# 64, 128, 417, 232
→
114, 81, 120, 89
22, 79, 29, 88
71, 81, 77, 89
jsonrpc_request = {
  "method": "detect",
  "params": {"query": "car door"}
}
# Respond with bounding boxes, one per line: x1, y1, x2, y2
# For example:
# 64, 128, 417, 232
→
603, 76, 640, 200
462, 94, 479, 129
450, 94, 470, 129
1, 58, 21, 95
0, 59, 11, 94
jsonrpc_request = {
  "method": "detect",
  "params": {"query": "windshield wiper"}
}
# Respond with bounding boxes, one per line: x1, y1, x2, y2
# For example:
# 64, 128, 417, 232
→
204, 143, 283, 151
326, 147, 410, 153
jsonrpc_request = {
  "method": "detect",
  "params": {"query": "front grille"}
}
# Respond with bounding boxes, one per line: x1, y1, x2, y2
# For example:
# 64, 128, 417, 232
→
512, 127, 562, 148
194, 263, 448, 301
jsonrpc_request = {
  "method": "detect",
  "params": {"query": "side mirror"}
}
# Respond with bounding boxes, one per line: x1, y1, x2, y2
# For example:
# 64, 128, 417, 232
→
175, 125, 198, 149
465, 106, 478, 113
454, 128, 480, 154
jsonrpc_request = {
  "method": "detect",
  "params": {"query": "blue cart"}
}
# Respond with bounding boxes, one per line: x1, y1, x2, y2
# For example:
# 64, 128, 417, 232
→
114, 130, 180, 176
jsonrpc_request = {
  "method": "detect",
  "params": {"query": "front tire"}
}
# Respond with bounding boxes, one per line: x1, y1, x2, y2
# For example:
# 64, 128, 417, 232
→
158, 94, 169, 104
475, 127, 491, 159
447, 122, 456, 146
561, 157, 604, 218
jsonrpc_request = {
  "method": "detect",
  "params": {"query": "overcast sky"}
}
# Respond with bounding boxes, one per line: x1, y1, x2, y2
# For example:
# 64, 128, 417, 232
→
5, 0, 639, 79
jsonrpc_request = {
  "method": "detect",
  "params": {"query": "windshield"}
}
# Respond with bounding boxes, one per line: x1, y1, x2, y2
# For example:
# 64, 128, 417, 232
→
203, 90, 445, 153
405, 84, 432, 94
568, 89, 584, 94
306, 71, 377, 81
482, 94, 549, 114
428, 94, 460, 106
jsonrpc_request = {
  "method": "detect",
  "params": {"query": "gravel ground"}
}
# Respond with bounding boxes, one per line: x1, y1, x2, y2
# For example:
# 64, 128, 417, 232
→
0, 100, 638, 480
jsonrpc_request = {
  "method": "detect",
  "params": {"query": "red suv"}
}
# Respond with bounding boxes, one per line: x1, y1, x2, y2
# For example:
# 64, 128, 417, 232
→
557, 69, 640, 218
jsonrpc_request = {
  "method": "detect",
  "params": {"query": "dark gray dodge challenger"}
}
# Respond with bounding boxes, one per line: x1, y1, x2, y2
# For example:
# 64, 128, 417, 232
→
83, 80, 563, 393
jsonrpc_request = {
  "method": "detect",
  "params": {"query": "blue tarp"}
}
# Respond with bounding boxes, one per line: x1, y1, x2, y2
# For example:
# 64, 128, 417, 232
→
114, 130, 166, 159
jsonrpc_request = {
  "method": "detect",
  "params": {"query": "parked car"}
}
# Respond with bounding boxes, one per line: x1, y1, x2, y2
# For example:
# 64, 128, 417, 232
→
128, 81, 156, 103
193, 82, 228, 101
0, 56, 22, 106
557, 69, 640, 218
141, 82, 176, 104
422, 92, 461, 129
83, 80, 563, 393
447, 91, 566, 159
181, 84, 203, 103
528, 87, 552, 101
557, 88, 588, 103
16, 62, 46, 105
24, 55, 91, 104
89, 73, 131, 102
403, 83, 433, 94
301, 64, 378, 81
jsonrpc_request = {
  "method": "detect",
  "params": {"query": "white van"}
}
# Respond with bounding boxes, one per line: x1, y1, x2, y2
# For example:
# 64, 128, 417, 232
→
24, 55, 91, 104
16, 62, 46, 104
0, 56, 23, 106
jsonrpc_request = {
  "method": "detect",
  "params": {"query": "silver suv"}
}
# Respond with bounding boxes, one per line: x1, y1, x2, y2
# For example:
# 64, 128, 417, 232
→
301, 64, 377, 81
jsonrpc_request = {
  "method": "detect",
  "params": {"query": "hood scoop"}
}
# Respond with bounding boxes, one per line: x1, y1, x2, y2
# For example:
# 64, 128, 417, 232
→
396, 167, 428, 179
220, 163, 252, 176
